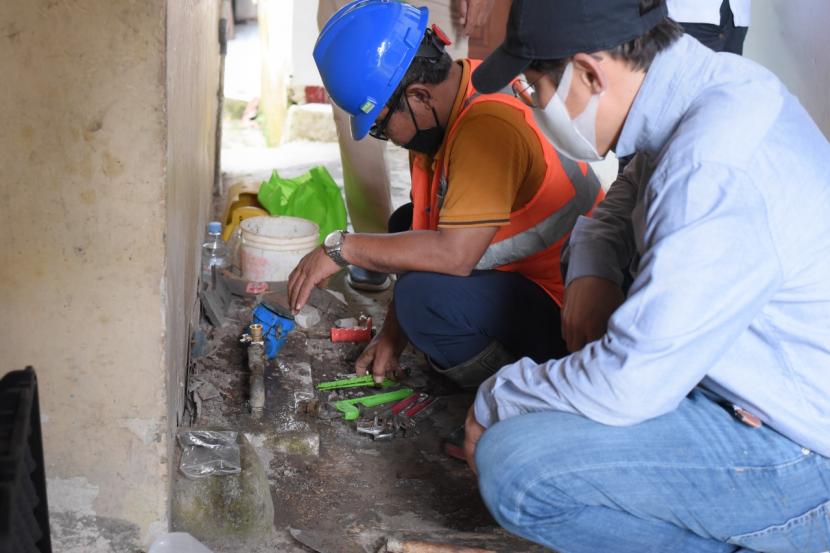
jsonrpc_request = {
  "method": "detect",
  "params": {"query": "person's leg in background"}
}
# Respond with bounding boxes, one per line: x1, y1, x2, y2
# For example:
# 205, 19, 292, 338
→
329, 103, 393, 235
317, 0, 394, 289
677, 0, 748, 55
677, 19, 727, 52
475, 390, 830, 553
426, 0, 470, 59
718, 0, 748, 55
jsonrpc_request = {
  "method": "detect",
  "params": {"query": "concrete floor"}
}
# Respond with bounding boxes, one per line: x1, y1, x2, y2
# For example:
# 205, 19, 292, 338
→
183, 272, 547, 552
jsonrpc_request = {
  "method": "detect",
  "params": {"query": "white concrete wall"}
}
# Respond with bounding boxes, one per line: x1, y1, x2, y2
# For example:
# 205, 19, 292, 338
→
0, 0, 219, 549
744, 0, 830, 138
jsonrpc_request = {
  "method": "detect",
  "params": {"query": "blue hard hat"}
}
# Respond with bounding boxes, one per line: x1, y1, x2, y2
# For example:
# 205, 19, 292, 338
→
314, 0, 429, 140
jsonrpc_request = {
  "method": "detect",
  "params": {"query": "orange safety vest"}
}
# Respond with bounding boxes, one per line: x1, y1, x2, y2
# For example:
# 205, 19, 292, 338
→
410, 59, 605, 305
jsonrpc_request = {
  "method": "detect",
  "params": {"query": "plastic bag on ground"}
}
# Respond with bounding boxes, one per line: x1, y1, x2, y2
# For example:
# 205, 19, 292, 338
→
177, 430, 241, 479
257, 166, 347, 244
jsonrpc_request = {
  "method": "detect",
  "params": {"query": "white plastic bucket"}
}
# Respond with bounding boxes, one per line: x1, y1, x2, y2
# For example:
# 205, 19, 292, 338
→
240, 216, 320, 282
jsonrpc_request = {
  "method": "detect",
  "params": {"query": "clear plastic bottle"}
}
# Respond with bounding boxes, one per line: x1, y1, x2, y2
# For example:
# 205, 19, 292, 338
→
201, 221, 228, 285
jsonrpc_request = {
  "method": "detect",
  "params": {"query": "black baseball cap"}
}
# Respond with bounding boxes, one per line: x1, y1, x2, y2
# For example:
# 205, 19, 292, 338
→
472, 0, 668, 93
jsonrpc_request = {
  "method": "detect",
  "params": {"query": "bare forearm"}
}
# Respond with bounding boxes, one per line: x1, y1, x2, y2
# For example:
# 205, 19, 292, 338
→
340, 230, 489, 276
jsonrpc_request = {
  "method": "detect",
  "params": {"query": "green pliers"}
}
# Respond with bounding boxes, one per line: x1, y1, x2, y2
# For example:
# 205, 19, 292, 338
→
316, 374, 395, 391
334, 388, 414, 421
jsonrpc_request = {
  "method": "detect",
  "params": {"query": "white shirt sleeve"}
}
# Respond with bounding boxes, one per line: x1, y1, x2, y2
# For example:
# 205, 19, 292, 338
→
475, 160, 782, 428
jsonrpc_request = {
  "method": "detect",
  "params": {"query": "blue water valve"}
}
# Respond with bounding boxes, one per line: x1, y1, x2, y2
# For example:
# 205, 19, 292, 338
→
251, 302, 295, 359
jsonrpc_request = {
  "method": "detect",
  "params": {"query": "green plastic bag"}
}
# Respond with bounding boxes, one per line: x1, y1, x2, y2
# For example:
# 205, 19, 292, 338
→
257, 166, 347, 244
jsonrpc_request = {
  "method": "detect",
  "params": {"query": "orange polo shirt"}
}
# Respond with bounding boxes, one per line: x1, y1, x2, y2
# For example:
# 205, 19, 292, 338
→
418, 60, 546, 229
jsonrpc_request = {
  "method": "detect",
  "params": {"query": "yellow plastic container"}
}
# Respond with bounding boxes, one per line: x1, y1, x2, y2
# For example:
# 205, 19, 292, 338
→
223, 205, 269, 242
222, 182, 263, 228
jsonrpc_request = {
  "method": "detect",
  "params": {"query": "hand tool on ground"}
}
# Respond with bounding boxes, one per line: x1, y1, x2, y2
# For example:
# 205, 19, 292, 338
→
334, 388, 414, 421
392, 394, 439, 434
316, 374, 395, 391
400, 394, 437, 419
355, 414, 396, 440
355, 395, 419, 440
356, 394, 438, 439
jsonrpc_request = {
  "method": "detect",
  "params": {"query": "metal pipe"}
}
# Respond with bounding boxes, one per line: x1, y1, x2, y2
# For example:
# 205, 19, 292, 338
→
247, 324, 266, 416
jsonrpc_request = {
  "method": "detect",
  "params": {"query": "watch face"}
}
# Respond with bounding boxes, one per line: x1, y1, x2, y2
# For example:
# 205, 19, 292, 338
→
324, 231, 340, 248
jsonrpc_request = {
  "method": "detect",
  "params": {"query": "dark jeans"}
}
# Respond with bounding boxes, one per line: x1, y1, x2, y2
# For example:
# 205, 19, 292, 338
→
389, 203, 567, 368
680, 0, 749, 55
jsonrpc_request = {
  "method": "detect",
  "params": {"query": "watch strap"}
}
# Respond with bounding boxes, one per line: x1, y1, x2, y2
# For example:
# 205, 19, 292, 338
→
324, 231, 349, 268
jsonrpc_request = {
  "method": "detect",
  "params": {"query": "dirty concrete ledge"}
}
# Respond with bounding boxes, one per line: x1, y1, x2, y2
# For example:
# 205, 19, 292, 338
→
176, 271, 547, 553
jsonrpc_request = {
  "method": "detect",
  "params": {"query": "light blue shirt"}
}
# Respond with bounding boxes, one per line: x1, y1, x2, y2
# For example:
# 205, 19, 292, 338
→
474, 35, 830, 457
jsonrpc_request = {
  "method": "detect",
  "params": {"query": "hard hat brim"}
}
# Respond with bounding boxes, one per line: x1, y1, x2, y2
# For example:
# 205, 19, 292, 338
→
350, 109, 377, 141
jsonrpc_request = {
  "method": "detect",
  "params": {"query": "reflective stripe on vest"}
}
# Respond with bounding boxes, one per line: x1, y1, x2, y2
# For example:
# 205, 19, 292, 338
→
475, 155, 601, 270
409, 58, 605, 302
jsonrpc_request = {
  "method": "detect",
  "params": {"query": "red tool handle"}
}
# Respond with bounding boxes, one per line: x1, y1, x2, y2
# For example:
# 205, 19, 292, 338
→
390, 394, 419, 415
404, 396, 435, 418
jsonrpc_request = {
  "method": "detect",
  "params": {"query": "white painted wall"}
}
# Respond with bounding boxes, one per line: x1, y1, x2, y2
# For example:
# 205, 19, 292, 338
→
744, 0, 830, 138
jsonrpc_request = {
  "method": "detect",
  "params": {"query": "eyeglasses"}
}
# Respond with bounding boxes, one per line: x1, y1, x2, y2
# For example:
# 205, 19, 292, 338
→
369, 89, 405, 141
369, 108, 394, 141
511, 77, 542, 108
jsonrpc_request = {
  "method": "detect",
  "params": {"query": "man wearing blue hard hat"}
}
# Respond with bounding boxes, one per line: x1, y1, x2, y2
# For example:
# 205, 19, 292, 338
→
315, 0, 494, 293
464, 0, 830, 551
288, 0, 604, 391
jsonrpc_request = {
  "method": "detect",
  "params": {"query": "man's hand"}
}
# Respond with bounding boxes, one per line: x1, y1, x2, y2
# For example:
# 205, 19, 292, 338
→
464, 405, 485, 474
561, 276, 625, 352
287, 247, 340, 314
355, 305, 408, 384
458, 0, 496, 37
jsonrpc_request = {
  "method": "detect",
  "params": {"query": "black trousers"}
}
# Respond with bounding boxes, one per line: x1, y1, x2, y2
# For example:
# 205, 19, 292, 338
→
678, 0, 749, 55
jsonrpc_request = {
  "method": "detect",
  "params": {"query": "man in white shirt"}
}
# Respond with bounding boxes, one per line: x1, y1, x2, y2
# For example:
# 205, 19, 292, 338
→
467, 0, 830, 551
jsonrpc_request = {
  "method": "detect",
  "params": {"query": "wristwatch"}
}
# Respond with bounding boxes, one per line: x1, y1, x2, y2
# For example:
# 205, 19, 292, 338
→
323, 230, 349, 267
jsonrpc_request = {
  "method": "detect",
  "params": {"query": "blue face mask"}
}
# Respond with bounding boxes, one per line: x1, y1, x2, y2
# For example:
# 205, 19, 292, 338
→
402, 95, 445, 156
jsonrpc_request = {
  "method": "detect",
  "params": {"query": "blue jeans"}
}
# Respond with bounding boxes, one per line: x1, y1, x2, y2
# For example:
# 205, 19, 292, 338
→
388, 202, 567, 369
476, 390, 830, 553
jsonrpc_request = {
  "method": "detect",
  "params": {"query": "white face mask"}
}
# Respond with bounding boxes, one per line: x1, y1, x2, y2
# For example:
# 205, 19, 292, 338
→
531, 62, 605, 162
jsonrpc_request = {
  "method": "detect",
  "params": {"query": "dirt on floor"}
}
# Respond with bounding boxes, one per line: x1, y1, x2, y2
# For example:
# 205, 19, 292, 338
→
182, 269, 547, 553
